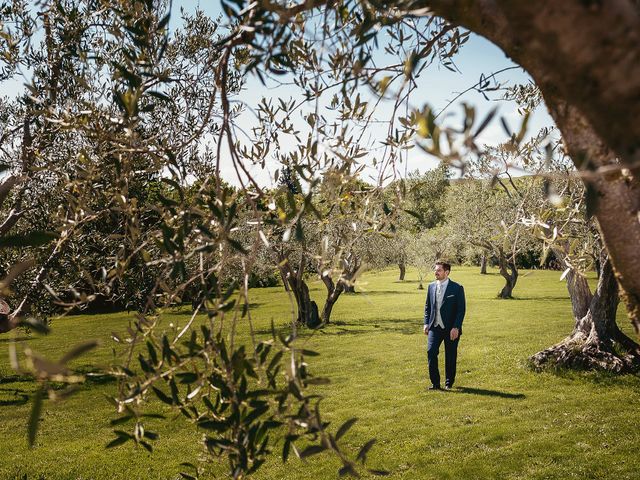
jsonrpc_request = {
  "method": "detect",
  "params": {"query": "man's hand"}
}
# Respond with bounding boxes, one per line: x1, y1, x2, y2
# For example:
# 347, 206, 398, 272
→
450, 328, 459, 341
423, 324, 429, 335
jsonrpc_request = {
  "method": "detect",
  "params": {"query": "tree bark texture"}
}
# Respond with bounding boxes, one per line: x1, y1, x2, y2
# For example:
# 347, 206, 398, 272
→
552, 246, 593, 321
280, 269, 291, 292
398, 262, 406, 281
320, 273, 343, 324
480, 254, 487, 275
423, 0, 640, 333
319, 254, 361, 324
287, 273, 320, 328
497, 248, 518, 298
531, 257, 640, 372
565, 269, 593, 324
277, 255, 319, 328
340, 253, 361, 294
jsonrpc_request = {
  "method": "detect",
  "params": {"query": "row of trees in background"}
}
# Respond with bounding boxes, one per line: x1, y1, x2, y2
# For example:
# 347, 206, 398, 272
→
4, 99, 636, 361
0, 140, 584, 320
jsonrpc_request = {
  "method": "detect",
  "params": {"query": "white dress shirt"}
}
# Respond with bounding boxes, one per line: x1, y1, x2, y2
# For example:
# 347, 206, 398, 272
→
434, 278, 449, 329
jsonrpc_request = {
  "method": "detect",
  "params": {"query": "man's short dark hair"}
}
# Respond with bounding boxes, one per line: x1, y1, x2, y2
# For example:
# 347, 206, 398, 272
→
435, 261, 451, 273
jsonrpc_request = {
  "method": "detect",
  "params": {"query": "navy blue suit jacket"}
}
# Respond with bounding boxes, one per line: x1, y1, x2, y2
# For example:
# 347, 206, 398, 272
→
424, 279, 466, 333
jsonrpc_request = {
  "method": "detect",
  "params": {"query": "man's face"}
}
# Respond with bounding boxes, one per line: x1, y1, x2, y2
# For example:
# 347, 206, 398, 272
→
434, 265, 449, 281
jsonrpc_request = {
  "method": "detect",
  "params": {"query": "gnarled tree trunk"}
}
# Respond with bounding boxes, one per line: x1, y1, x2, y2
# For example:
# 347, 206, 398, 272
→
497, 248, 518, 299
280, 269, 291, 292
543, 97, 640, 336
398, 262, 406, 281
320, 273, 343, 325
531, 256, 640, 372
289, 275, 320, 328
0, 138, 30, 333
480, 253, 488, 275
564, 268, 592, 323
277, 254, 319, 328
340, 253, 360, 294
318, 253, 362, 324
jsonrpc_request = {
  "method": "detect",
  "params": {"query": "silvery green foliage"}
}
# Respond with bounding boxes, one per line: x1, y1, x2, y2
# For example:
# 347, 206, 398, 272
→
1, 1, 385, 477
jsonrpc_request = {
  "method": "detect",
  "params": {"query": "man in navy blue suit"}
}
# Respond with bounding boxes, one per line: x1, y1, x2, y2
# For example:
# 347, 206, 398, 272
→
423, 261, 466, 390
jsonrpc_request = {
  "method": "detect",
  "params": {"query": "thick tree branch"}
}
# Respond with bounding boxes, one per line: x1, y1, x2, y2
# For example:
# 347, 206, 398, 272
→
423, 0, 640, 170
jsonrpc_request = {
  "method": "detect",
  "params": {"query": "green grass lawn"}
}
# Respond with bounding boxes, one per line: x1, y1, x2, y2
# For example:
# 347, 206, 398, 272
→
1, 266, 639, 479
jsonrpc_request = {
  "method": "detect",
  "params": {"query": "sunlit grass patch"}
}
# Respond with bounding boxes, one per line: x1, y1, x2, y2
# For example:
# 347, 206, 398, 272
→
0, 266, 638, 479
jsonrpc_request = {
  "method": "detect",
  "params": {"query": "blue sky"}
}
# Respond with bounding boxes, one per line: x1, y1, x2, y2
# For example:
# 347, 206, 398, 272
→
169, 0, 556, 186
1, 1, 556, 187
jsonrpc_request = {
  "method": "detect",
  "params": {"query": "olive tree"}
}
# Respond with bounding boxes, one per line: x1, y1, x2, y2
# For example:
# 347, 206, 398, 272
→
405, 226, 457, 289
526, 165, 640, 372
1, 2, 383, 477
444, 174, 541, 298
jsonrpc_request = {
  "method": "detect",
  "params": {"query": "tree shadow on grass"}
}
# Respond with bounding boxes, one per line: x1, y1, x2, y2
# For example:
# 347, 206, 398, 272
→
318, 321, 418, 336
313, 318, 419, 336
0, 387, 30, 406
253, 318, 421, 338
0, 336, 33, 344
0, 374, 33, 384
319, 327, 377, 336
0, 369, 116, 407
0, 375, 34, 407
75, 366, 117, 387
450, 386, 526, 399
530, 363, 640, 386
356, 290, 425, 296
507, 296, 569, 301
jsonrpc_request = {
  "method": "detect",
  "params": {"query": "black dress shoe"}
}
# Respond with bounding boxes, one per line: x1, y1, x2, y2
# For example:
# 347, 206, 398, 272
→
428, 384, 441, 390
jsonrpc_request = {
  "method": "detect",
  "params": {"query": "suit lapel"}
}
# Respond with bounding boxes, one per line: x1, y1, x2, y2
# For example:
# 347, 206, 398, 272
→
442, 281, 454, 305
